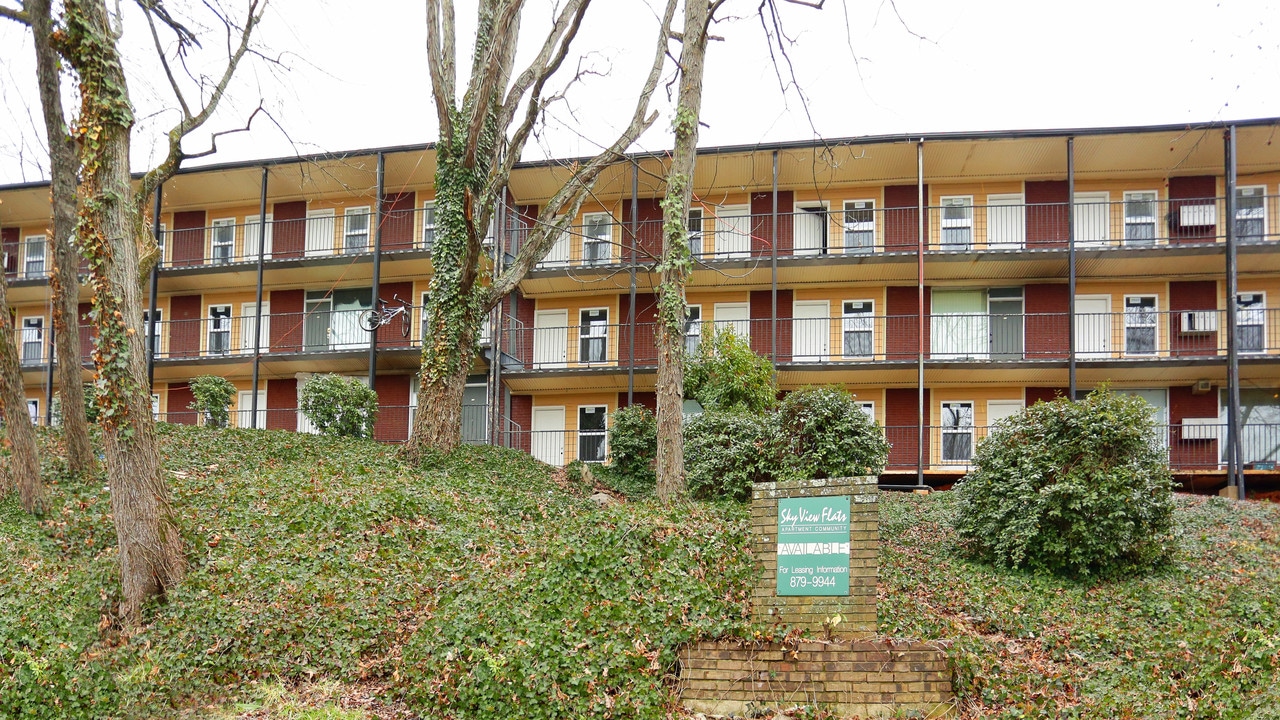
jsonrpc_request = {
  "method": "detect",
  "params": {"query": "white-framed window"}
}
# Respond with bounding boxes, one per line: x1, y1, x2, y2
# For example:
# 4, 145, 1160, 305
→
151, 393, 161, 420
941, 401, 974, 463
940, 196, 973, 249
578, 405, 608, 463
579, 308, 608, 363
793, 202, 829, 255
1236, 186, 1268, 242
986, 194, 1025, 248
1124, 295, 1158, 355
422, 202, 438, 249
1123, 191, 1158, 245
142, 308, 163, 356
687, 207, 705, 256
582, 212, 612, 264
408, 374, 419, 428
26, 399, 39, 426
23, 235, 45, 277
843, 200, 875, 253
343, 206, 371, 253
20, 316, 43, 363
419, 291, 431, 344
1237, 292, 1266, 354
244, 214, 273, 259
207, 304, 232, 355
685, 305, 702, 354
856, 401, 875, 423
210, 218, 236, 264
842, 300, 874, 358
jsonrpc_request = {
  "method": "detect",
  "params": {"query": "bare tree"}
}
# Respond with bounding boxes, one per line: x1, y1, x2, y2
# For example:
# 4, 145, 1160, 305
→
401, 0, 678, 460
52, 0, 265, 626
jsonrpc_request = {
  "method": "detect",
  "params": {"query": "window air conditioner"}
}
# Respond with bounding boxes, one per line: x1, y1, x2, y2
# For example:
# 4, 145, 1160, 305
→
1180, 311, 1218, 333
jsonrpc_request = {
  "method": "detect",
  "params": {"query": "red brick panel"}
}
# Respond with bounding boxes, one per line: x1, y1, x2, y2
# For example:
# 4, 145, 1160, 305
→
380, 192, 416, 250
750, 191, 794, 256
619, 292, 658, 364
269, 289, 304, 352
1169, 280, 1219, 357
1168, 175, 1218, 244
886, 286, 930, 360
1025, 387, 1068, 406
1169, 384, 1219, 469
272, 201, 307, 258
749, 289, 792, 360
376, 281, 414, 348
1025, 283, 1070, 358
886, 387, 929, 469
510, 394, 532, 452
620, 198, 664, 262
617, 391, 657, 413
884, 184, 925, 250
513, 292, 536, 368
168, 294, 203, 358
374, 375, 411, 442
1025, 180, 1068, 248
167, 383, 198, 425
170, 210, 206, 267
266, 378, 298, 431
1, 227, 18, 276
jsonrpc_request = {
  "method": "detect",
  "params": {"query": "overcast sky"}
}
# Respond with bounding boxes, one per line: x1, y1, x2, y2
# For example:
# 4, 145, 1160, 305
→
2, 0, 1279, 185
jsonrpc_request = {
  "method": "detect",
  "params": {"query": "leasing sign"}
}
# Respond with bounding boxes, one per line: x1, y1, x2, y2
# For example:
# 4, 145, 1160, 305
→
776, 496, 851, 596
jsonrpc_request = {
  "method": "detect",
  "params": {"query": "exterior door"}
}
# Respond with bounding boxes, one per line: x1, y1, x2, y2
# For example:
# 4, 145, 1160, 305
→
1074, 192, 1110, 247
986, 194, 1025, 248
793, 206, 826, 255
713, 302, 750, 338
714, 205, 750, 258
533, 309, 568, 368
236, 390, 267, 429
305, 208, 335, 256
1074, 295, 1111, 357
531, 406, 566, 465
988, 288, 1023, 360
931, 290, 987, 359
239, 302, 269, 353
792, 300, 830, 362
461, 384, 488, 444
987, 399, 1023, 431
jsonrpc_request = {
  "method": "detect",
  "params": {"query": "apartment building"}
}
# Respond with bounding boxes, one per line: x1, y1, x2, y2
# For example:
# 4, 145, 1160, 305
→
2, 119, 1278, 489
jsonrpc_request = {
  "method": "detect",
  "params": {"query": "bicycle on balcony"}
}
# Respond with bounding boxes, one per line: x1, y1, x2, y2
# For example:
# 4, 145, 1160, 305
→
358, 295, 413, 337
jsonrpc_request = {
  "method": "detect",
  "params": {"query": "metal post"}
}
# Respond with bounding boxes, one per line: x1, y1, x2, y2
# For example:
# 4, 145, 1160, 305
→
488, 194, 506, 443
250, 167, 267, 428
771, 150, 779, 362
146, 184, 162, 389
1067, 137, 1077, 400
628, 163, 638, 404
43, 294, 53, 425
1224, 126, 1244, 498
368, 153, 385, 390
916, 140, 925, 488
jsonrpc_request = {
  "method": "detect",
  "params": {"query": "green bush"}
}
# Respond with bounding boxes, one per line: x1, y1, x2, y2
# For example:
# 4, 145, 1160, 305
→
82, 382, 100, 422
953, 387, 1176, 578
683, 411, 777, 500
774, 386, 889, 480
602, 404, 657, 494
187, 375, 237, 428
685, 325, 777, 413
299, 374, 379, 438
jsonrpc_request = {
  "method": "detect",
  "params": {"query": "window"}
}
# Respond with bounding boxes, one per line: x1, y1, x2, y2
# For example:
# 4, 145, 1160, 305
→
23, 235, 45, 277
1237, 292, 1265, 353
343, 206, 371, 253
579, 308, 608, 363
210, 218, 235, 263
687, 208, 704, 256
843, 200, 875, 253
941, 402, 974, 463
208, 305, 232, 355
940, 197, 973, 249
143, 309, 162, 356
857, 402, 875, 423
578, 406, 607, 463
151, 393, 161, 420
1236, 186, 1267, 242
26, 399, 39, 426
156, 223, 167, 263
422, 202, 438, 249
20, 317, 43, 363
1123, 191, 1158, 245
1124, 295, 1157, 355
420, 291, 431, 344
244, 214, 273, 259
582, 212, 611, 264
684, 305, 702, 354
842, 300, 874, 358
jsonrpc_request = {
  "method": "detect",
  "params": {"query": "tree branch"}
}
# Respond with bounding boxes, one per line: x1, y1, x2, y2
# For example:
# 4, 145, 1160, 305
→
462, 0, 523, 168
138, 0, 197, 118
182, 103, 262, 159
425, 0, 456, 140
0, 3, 29, 24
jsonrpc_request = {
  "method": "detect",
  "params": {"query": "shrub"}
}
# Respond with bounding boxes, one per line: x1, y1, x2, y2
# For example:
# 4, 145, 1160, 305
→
299, 374, 379, 438
603, 404, 657, 494
187, 375, 237, 428
953, 387, 1177, 578
82, 383, 100, 422
683, 410, 777, 500
685, 325, 777, 413
774, 386, 889, 480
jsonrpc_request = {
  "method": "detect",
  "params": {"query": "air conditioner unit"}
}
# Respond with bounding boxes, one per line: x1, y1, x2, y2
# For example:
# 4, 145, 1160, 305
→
1179, 204, 1217, 227
1192, 379, 1213, 395
1180, 311, 1218, 333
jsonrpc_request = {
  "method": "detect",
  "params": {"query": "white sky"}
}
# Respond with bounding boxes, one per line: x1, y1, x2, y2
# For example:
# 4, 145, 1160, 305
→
2, 0, 1279, 185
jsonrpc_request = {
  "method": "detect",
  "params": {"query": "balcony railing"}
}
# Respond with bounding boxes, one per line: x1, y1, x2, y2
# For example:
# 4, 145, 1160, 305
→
152, 404, 514, 445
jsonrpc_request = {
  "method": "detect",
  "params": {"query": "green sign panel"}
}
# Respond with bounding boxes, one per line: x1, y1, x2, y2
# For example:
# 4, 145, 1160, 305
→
776, 496, 851, 596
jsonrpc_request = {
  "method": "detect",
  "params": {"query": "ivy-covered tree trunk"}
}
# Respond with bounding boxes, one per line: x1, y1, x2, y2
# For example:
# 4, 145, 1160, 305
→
0, 274, 44, 513
655, 0, 713, 501
28, 0, 96, 478
61, 0, 184, 625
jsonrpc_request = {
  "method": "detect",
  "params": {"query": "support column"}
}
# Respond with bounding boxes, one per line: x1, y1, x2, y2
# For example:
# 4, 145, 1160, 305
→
250, 167, 268, 428
628, 163, 638, 404
1224, 127, 1244, 498
43, 294, 54, 425
916, 140, 926, 487
146, 184, 162, 389
771, 150, 779, 362
368, 152, 385, 389
1067, 137, 1077, 400
488, 194, 506, 444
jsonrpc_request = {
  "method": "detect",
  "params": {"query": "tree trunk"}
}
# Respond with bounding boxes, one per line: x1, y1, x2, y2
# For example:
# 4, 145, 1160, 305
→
654, 0, 711, 502
0, 274, 44, 513
62, 0, 185, 626
28, 0, 96, 478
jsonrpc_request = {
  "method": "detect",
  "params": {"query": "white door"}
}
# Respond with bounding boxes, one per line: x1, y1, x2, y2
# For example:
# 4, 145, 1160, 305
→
987, 400, 1023, 431
236, 390, 267, 429
539, 218, 570, 267
793, 206, 826, 255
713, 302, 750, 339
792, 300, 830, 361
533, 309, 568, 368
714, 205, 750, 258
531, 406, 566, 465
239, 302, 269, 353
1074, 295, 1111, 357
1074, 192, 1110, 247
305, 208, 336, 256
986, 194, 1025, 248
